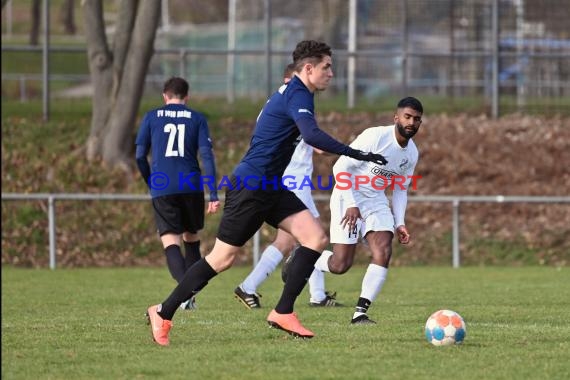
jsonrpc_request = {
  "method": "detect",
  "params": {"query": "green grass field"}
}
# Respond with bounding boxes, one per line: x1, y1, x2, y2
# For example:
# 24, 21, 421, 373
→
2, 266, 569, 380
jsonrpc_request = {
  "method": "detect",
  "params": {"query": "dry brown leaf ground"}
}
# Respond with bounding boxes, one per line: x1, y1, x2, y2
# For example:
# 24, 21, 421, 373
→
2, 113, 569, 267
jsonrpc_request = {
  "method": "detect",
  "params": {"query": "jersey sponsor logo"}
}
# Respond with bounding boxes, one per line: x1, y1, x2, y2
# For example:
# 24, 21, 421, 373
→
297, 108, 313, 115
370, 166, 399, 179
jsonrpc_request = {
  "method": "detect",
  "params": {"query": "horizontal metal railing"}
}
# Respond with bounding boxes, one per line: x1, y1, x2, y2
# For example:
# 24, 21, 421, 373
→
2, 193, 570, 269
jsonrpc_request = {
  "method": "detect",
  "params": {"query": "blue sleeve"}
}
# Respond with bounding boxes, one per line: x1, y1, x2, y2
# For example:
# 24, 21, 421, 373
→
135, 113, 151, 146
296, 116, 359, 156
135, 113, 152, 186
198, 117, 218, 202
199, 147, 218, 202
286, 86, 359, 157
135, 144, 151, 187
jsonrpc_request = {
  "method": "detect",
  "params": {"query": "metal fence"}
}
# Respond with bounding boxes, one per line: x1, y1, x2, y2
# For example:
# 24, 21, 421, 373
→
2, 192, 569, 270
2, 0, 569, 116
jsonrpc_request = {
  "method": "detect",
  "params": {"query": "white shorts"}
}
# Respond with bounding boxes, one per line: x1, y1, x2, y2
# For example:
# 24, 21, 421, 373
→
292, 188, 320, 218
329, 191, 394, 244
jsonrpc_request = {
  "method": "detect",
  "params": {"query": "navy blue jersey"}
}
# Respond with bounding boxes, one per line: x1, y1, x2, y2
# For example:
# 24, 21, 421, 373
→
135, 103, 216, 198
233, 75, 351, 184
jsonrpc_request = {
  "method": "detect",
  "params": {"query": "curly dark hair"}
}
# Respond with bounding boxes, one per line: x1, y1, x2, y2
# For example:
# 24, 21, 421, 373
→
291, 40, 332, 71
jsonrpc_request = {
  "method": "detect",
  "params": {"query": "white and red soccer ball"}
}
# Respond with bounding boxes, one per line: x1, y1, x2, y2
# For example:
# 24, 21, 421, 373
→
425, 309, 466, 346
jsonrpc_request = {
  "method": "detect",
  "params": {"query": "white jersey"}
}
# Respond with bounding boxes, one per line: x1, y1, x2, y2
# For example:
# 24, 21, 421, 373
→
283, 139, 314, 179
332, 125, 418, 226
283, 139, 319, 218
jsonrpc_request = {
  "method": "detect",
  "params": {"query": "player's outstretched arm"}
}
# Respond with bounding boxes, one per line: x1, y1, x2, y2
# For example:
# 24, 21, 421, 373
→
345, 150, 388, 165
296, 117, 388, 165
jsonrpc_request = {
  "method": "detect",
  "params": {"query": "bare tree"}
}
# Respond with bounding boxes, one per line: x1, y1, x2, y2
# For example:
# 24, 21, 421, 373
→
82, 0, 161, 169
30, 0, 40, 45
60, 0, 76, 35
316, 0, 346, 46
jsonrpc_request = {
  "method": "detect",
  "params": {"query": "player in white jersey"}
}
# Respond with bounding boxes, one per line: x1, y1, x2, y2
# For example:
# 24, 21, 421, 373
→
234, 64, 339, 309
313, 96, 423, 324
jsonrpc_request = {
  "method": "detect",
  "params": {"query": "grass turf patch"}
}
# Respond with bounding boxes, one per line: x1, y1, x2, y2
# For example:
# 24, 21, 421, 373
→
2, 266, 569, 379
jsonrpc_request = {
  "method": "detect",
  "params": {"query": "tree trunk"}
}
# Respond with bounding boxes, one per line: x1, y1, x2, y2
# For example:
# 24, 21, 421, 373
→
30, 0, 41, 46
82, 0, 161, 168
102, 0, 161, 167
83, 0, 113, 161
60, 0, 76, 35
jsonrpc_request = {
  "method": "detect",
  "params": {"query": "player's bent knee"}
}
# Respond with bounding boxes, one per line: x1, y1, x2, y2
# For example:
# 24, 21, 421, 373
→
273, 232, 297, 253
207, 254, 235, 272
328, 258, 353, 274
206, 241, 239, 272
372, 252, 392, 268
316, 233, 329, 250
329, 262, 351, 274
296, 230, 328, 252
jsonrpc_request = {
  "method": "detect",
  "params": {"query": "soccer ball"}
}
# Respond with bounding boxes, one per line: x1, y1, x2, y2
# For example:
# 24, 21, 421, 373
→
425, 309, 466, 346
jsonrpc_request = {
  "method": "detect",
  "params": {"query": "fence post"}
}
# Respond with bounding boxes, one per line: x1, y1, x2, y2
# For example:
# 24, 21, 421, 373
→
19, 76, 27, 103
227, 0, 236, 104
452, 199, 460, 268
491, 0, 500, 118
48, 196, 56, 270
179, 49, 186, 78
401, 0, 409, 95
42, 0, 50, 122
264, 0, 272, 99
253, 230, 260, 266
347, 0, 357, 109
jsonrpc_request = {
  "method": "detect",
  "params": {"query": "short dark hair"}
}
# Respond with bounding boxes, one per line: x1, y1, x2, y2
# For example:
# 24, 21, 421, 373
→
283, 62, 296, 79
292, 40, 332, 71
163, 77, 189, 99
397, 96, 423, 114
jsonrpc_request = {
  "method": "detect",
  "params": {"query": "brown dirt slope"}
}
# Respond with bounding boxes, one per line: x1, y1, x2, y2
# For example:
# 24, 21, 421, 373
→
2, 113, 569, 267
312, 112, 570, 266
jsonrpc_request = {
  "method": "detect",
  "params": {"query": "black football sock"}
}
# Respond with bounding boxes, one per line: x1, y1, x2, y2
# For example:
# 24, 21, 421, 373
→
275, 246, 320, 314
184, 240, 201, 270
158, 258, 217, 320
355, 297, 372, 315
164, 244, 185, 283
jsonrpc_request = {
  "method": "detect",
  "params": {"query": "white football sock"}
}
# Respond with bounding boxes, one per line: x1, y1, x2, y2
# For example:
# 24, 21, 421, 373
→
240, 245, 283, 294
308, 269, 326, 302
360, 263, 388, 302
314, 249, 333, 272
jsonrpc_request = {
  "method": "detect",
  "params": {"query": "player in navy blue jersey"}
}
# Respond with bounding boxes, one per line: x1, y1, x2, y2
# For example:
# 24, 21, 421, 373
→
136, 77, 219, 311
146, 41, 388, 346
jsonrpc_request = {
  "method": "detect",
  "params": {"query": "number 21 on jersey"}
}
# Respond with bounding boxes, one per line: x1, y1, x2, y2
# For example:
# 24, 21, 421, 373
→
164, 123, 185, 157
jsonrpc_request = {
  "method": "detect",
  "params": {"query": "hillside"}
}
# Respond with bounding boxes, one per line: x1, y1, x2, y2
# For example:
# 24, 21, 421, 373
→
314, 112, 570, 266
2, 110, 569, 267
